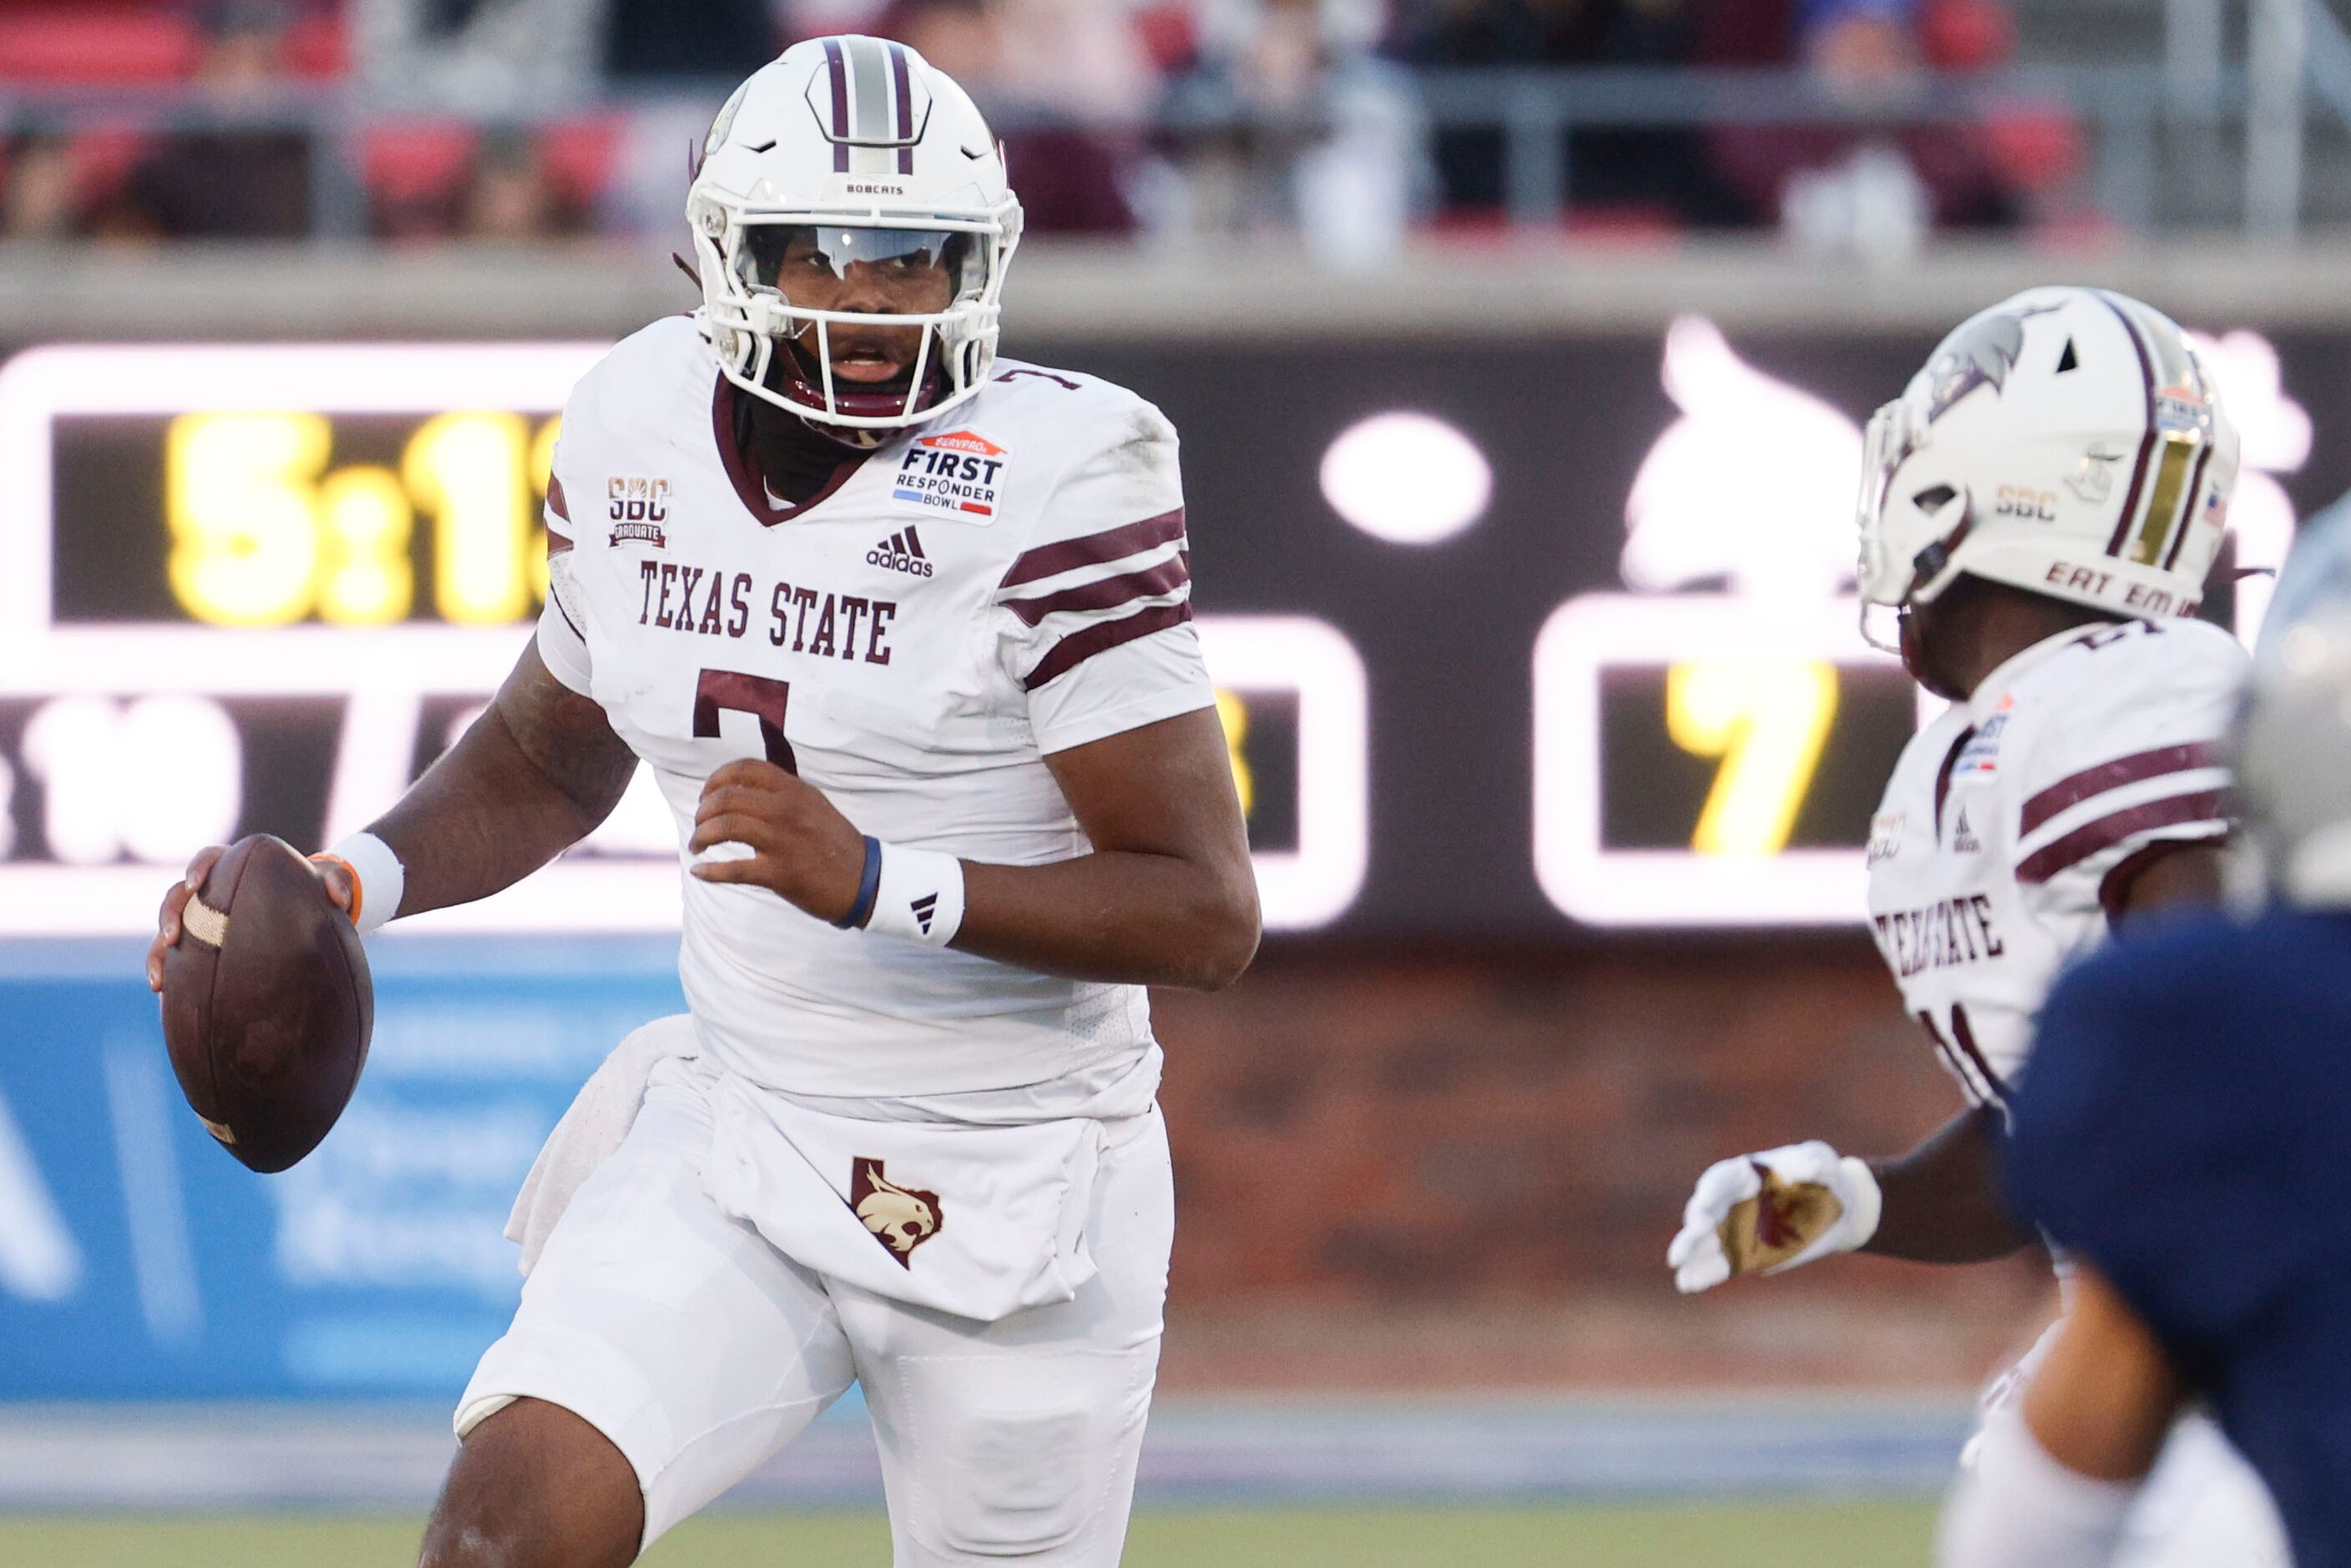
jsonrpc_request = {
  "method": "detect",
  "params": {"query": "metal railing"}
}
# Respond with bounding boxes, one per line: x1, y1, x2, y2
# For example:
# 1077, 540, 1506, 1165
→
2, 0, 2345, 244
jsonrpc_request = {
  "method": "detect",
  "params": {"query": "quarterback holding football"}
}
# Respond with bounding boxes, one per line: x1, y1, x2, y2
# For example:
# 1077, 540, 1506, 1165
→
1666, 287, 2287, 1565
149, 36, 1257, 1568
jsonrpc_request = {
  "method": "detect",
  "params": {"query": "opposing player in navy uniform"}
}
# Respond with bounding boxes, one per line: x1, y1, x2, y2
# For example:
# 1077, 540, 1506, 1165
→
1941, 507, 2351, 1566
1667, 287, 2287, 1564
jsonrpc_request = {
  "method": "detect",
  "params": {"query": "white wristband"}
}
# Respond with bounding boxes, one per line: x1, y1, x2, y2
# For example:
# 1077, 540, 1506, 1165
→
863, 842, 965, 946
323, 832, 405, 937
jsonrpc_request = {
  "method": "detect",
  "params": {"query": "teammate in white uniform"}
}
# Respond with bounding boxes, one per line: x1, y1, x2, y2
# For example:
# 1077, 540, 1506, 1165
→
1666, 287, 2287, 1566
148, 37, 1258, 1568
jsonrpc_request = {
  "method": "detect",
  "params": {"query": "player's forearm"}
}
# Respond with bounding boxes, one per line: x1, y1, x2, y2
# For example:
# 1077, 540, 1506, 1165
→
1861, 1105, 2039, 1263
365, 645, 636, 919
953, 850, 1260, 990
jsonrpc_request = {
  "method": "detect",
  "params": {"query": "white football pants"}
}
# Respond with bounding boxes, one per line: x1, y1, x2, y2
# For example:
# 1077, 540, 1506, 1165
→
1967, 1325, 2291, 1568
455, 1057, 1173, 1563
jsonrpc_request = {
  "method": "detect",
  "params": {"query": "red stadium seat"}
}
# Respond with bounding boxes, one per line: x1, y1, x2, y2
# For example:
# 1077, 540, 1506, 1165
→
538, 114, 623, 209
68, 125, 151, 205
282, 8, 346, 78
0, 7, 198, 84
361, 120, 477, 208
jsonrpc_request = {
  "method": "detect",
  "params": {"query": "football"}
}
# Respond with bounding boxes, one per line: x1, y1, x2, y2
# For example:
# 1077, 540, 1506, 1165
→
158, 834, 374, 1174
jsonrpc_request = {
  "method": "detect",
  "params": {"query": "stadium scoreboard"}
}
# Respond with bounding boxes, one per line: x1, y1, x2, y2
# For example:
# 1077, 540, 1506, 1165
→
3, 326, 2323, 938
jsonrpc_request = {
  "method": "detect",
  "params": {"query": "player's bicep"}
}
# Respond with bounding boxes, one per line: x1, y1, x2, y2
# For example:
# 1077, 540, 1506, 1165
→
2108, 841, 2227, 923
1044, 707, 1251, 878
488, 640, 637, 822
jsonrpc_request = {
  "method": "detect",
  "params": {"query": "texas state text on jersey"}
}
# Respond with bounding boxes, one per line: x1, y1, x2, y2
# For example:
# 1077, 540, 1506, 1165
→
1865, 618, 2245, 1109
534, 317, 1216, 1098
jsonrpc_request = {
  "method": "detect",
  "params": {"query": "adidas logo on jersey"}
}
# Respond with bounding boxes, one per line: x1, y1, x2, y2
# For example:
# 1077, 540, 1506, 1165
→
1952, 807, 1982, 856
867, 528, 935, 578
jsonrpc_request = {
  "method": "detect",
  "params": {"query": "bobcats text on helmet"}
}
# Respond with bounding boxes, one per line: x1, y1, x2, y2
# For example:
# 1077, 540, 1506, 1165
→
686, 36, 1024, 443
1854, 286, 2242, 647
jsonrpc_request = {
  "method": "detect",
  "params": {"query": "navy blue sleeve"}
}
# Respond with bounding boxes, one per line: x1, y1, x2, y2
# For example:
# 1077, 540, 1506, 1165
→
2005, 918, 2302, 1363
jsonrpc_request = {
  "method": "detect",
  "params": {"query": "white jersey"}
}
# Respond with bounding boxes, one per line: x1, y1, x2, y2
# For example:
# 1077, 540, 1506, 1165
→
535, 317, 1215, 1097
1864, 618, 2245, 1109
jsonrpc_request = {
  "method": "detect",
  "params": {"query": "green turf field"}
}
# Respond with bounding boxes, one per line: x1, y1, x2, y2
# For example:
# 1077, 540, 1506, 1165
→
1, 1502, 1934, 1566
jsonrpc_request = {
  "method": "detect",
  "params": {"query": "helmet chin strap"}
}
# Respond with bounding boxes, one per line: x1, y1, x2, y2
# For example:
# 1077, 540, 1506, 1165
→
798, 414, 888, 451
767, 335, 946, 448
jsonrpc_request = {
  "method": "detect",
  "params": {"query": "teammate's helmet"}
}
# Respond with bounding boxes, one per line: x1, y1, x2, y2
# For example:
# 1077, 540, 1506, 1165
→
2234, 496, 2351, 906
1855, 287, 2240, 648
686, 37, 1023, 444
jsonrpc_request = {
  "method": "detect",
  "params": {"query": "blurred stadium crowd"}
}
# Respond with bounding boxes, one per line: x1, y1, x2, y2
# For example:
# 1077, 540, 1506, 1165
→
0, 0, 2065, 255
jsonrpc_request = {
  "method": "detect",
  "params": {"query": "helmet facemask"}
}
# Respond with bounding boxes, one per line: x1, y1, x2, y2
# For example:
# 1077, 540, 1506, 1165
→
693, 200, 1018, 447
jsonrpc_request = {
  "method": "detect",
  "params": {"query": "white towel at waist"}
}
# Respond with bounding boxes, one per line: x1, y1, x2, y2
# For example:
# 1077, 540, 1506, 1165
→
503, 1014, 699, 1275
506, 1014, 1135, 1321
700, 1061, 1105, 1322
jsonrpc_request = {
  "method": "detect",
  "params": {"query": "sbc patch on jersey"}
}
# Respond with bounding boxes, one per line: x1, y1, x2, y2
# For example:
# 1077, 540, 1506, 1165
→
892, 429, 1006, 521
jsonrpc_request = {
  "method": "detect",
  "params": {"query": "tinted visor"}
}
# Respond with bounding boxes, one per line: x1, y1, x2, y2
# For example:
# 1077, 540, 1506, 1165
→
739, 224, 978, 301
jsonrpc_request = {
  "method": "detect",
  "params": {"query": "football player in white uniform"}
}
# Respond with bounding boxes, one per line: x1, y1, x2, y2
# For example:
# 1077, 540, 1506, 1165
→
1666, 287, 2287, 1565
147, 37, 1258, 1568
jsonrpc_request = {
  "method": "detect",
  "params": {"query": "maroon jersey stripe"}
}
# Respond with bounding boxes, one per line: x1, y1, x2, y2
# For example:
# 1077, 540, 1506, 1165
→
1004, 554, 1190, 627
1023, 600, 1193, 690
1947, 1006, 2010, 1106
2019, 742, 2222, 837
2015, 788, 2229, 885
1000, 508, 1186, 589
546, 473, 570, 523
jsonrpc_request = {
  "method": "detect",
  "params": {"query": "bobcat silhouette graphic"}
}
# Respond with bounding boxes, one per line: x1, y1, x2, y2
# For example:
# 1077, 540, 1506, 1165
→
850, 1157, 941, 1267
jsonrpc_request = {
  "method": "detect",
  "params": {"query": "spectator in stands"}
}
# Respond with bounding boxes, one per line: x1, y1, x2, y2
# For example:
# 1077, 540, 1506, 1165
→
107, 0, 316, 240
870, 0, 1145, 235
1700, 0, 2024, 243
457, 128, 586, 240
1159, 0, 1423, 264
1, 130, 83, 240
1389, 0, 1746, 230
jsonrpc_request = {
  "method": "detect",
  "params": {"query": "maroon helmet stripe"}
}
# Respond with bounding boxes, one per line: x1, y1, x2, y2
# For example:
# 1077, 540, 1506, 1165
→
2097, 292, 2160, 557
1004, 554, 1190, 627
546, 473, 570, 523
2015, 789, 2229, 885
888, 42, 915, 174
2019, 741, 2222, 837
2161, 440, 2217, 574
1024, 601, 1193, 690
823, 38, 851, 173
1001, 508, 1186, 589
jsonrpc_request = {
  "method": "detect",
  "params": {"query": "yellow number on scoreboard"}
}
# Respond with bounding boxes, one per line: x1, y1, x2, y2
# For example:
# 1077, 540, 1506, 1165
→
166, 412, 330, 625
1665, 659, 1839, 857
406, 412, 532, 625
164, 412, 559, 627
1214, 690, 1255, 818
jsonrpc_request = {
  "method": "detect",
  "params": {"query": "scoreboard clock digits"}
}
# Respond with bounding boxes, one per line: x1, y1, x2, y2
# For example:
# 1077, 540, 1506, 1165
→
1533, 593, 1916, 928
166, 408, 558, 628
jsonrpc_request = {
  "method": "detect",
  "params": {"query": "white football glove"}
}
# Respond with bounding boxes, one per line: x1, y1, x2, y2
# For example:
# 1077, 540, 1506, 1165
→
1667, 1140, 1883, 1295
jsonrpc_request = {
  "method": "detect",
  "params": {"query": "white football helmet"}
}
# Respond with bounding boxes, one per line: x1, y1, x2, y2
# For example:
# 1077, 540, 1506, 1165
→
2235, 495, 2351, 905
1855, 286, 2240, 648
686, 36, 1024, 443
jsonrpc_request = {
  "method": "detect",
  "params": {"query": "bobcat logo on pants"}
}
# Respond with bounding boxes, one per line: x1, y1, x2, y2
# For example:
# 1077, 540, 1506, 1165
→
851, 1157, 941, 1267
